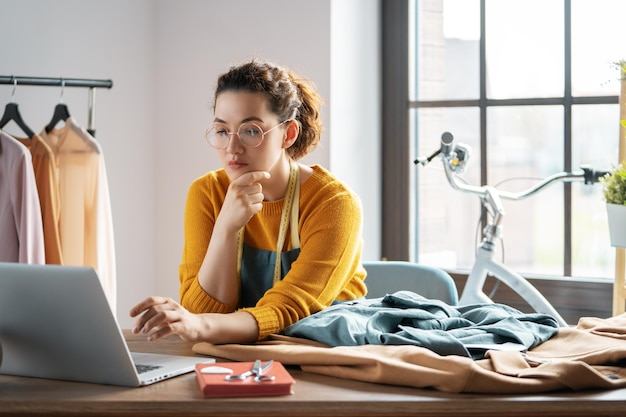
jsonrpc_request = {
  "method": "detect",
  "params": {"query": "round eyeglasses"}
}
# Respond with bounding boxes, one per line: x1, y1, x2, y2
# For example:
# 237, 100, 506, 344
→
204, 120, 290, 149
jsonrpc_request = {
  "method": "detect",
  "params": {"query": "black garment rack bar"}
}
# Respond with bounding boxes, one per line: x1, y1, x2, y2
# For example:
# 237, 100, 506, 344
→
0, 75, 113, 136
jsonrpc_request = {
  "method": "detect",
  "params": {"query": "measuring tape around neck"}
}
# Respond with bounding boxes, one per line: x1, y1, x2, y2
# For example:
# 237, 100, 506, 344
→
236, 159, 300, 285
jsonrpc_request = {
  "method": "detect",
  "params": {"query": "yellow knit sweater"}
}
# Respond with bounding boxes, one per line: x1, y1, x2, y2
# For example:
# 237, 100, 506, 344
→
178, 164, 367, 340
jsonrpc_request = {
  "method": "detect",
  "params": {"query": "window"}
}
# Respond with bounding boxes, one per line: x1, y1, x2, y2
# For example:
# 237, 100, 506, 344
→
392, 0, 624, 279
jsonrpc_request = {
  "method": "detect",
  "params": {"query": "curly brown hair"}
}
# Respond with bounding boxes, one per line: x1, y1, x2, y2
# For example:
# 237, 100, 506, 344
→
213, 58, 323, 160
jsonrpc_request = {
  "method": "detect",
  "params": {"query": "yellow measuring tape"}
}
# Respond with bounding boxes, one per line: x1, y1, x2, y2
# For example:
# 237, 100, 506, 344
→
236, 159, 300, 284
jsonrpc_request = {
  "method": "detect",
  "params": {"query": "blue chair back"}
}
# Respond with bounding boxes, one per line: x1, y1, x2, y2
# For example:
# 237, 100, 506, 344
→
362, 261, 458, 305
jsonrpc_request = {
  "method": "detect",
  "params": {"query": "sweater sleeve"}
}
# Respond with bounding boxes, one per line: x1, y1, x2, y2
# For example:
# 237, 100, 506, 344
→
242, 167, 367, 339
178, 171, 237, 313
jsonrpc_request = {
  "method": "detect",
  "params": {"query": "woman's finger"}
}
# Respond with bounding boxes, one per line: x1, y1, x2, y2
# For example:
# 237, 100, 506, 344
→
232, 170, 270, 186
129, 296, 174, 335
129, 296, 169, 317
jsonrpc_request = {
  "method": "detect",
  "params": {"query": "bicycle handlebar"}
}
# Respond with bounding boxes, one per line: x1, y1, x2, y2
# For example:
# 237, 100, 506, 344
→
581, 165, 611, 184
415, 131, 610, 203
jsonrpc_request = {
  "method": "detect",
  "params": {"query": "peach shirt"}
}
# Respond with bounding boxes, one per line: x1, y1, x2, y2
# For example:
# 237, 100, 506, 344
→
16, 134, 63, 265
40, 117, 116, 311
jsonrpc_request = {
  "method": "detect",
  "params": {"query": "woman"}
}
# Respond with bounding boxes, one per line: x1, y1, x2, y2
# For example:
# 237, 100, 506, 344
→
131, 59, 366, 344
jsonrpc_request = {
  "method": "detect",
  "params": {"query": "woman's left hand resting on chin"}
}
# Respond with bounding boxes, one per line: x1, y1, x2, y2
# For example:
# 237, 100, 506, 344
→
129, 296, 259, 344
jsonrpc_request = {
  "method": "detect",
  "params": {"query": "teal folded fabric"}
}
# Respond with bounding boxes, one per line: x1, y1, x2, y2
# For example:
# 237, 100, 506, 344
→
283, 291, 559, 360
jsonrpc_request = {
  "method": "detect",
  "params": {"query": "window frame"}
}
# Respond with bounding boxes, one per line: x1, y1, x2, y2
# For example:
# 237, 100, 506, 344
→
382, 0, 619, 278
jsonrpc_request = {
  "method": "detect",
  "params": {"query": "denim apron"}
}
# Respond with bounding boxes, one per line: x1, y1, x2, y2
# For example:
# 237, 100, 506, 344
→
237, 160, 301, 308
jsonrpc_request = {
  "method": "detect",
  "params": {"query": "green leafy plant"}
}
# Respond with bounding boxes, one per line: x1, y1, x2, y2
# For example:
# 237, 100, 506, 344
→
601, 162, 626, 205
601, 61, 626, 205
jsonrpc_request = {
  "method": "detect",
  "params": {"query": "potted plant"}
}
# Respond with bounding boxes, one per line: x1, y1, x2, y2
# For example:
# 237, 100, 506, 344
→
601, 162, 626, 247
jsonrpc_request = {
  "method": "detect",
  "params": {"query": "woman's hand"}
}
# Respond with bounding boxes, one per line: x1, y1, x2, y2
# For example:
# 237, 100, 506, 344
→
217, 170, 270, 233
129, 296, 205, 342
130, 297, 260, 344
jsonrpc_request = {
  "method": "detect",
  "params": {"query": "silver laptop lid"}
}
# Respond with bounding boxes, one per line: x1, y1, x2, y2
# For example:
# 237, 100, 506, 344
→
0, 262, 141, 386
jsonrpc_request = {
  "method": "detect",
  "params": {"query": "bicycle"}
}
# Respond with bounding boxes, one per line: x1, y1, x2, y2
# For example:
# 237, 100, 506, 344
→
415, 132, 610, 327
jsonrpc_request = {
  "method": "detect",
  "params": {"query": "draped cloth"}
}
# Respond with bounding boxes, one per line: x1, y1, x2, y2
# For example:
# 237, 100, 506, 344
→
281, 291, 558, 359
194, 310, 626, 394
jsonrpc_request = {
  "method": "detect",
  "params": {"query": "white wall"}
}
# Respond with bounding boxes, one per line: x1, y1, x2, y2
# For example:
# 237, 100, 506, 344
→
330, 0, 381, 260
0, 0, 380, 328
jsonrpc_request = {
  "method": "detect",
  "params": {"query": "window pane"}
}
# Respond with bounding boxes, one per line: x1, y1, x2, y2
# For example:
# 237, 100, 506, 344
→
571, 104, 619, 278
572, 0, 626, 96
412, 0, 480, 100
414, 107, 480, 270
485, 0, 564, 99
411, 1, 618, 281
487, 106, 564, 275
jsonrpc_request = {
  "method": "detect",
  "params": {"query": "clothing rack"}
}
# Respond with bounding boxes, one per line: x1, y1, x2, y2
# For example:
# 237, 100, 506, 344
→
0, 76, 113, 137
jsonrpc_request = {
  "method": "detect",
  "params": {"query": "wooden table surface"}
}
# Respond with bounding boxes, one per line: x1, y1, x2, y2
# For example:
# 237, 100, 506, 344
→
0, 330, 625, 417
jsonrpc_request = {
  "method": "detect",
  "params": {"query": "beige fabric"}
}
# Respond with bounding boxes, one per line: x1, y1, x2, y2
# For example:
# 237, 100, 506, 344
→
193, 313, 626, 394
40, 118, 116, 310
0, 131, 45, 264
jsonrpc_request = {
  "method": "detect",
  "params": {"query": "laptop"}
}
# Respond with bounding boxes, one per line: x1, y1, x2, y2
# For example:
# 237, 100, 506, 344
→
0, 262, 214, 387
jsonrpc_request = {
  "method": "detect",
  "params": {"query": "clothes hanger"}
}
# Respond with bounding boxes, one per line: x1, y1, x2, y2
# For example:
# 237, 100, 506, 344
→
0, 77, 35, 139
45, 79, 71, 133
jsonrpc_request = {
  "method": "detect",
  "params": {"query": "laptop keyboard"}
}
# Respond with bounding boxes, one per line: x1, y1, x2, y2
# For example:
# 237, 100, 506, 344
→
135, 364, 163, 374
